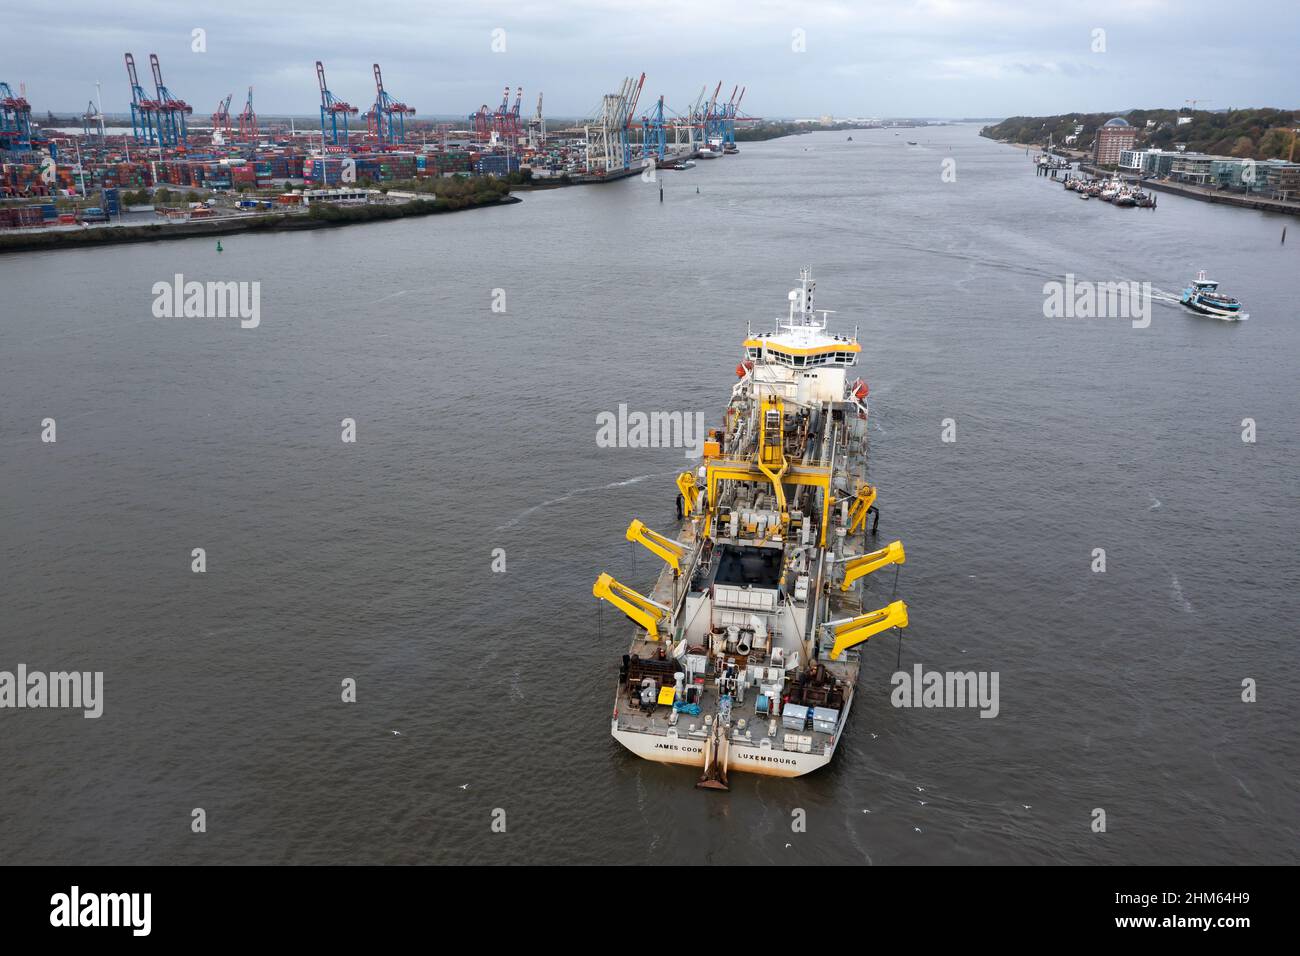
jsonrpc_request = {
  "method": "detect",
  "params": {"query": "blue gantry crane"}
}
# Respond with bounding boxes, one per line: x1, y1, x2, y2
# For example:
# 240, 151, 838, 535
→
0, 81, 34, 150
371, 63, 415, 144
316, 60, 358, 145
124, 53, 158, 144
641, 95, 666, 163
149, 53, 192, 147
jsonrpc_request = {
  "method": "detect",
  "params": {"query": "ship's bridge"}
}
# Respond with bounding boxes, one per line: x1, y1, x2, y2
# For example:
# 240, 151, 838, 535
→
743, 331, 859, 370
744, 268, 859, 372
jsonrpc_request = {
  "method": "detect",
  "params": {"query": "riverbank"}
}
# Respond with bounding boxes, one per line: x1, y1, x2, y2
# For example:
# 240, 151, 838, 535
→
0, 194, 522, 254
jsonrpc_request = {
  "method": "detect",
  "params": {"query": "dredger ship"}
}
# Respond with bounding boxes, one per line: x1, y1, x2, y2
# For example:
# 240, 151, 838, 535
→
594, 269, 911, 789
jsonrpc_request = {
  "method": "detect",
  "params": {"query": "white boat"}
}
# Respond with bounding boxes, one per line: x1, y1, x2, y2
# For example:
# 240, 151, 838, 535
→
697, 147, 720, 159
1181, 271, 1246, 320
598, 270, 910, 788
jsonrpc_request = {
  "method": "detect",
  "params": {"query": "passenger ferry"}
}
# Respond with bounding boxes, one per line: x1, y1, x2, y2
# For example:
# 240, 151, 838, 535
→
1181, 271, 1245, 320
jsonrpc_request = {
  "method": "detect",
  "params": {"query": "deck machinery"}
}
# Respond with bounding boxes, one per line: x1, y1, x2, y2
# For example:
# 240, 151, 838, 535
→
595, 270, 911, 789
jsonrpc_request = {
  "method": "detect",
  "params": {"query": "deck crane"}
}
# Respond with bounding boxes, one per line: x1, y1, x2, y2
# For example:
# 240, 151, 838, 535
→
237, 86, 257, 143
593, 573, 671, 642
211, 93, 233, 141
822, 601, 910, 661
0, 82, 34, 150
625, 519, 688, 573
149, 53, 192, 147
316, 60, 357, 146
370, 63, 415, 145
123, 53, 158, 144
838, 539, 905, 592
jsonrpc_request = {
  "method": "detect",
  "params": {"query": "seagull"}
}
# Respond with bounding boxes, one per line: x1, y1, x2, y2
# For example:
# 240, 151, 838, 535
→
390, 731, 403, 737
459, 784, 470, 790
1022, 804, 1031, 810
913, 827, 922, 833
784, 843, 792, 848
861, 809, 871, 814
919, 801, 928, 806
870, 733, 878, 739
916, 786, 926, 793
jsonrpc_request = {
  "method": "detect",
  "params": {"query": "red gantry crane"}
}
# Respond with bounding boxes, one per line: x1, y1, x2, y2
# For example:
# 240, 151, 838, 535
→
211, 93, 233, 140
237, 86, 257, 143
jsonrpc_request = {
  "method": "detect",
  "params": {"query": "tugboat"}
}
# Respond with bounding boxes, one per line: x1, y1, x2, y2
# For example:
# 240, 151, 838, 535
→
597, 270, 910, 786
1181, 271, 1245, 320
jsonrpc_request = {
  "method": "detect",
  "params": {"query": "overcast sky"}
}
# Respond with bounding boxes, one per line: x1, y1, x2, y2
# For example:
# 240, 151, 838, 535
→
7, 0, 1298, 120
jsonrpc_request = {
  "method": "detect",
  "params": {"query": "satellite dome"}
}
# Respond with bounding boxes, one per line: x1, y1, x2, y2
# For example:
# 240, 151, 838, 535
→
1103, 117, 1130, 127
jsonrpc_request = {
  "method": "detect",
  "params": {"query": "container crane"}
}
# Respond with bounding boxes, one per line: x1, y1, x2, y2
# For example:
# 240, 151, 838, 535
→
211, 93, 233, 140
508, 86, 523, 142
316, 60, 357, 146
81, 99, 103, 142
371, 63, 415, 145
469, 103, 493, 144
237, 86, 257, 143
527, 92, 546, 148
123, 53, 158, 144
0, 81, 34, 150
620, 72, 645, 167
704, 82, 723, 145
149, 53, 192, 147
641, 95, 666, 162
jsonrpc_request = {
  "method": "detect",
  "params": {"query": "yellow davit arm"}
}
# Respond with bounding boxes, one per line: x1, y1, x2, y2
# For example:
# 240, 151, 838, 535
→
625, 519, 688, 573
593, 572, 671, 641
847, 483, 878, 534
839, 539, 906, 592
826, 600, 909, 660
676, 471, 699, 516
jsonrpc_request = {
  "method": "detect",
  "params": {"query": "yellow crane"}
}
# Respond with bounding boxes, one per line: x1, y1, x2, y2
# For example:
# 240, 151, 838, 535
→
839, 539, 906, 592
592, 572, 671, 641
625, 518, 688, 573
824, 600, 910, 660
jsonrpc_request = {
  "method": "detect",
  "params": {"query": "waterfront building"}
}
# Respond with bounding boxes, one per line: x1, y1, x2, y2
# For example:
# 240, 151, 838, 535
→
1093, 117, 1138, 166
1170, 153, 1216, 185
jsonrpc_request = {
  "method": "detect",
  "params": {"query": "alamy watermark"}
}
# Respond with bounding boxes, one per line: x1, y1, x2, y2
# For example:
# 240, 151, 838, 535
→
50, 887, 150, 936
152, 273, 261, 328
891, 664, 999, 718
1043, 274, 1151, 329
596, 404, 706, 459
1, 665, 103, 718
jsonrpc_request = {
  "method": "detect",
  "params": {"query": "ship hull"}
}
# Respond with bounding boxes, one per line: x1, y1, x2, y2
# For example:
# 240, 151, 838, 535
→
612, 722, 835, 778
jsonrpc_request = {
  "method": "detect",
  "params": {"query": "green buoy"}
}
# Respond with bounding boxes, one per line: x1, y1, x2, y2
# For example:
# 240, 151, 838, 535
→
216, 240, 223, 252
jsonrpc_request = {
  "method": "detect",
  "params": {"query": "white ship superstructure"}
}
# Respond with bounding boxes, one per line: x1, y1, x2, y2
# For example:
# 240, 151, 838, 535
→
594, 270, 911, 788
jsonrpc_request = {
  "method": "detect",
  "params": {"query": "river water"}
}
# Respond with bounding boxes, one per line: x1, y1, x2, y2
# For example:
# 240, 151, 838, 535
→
2, 125, 1296, 865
